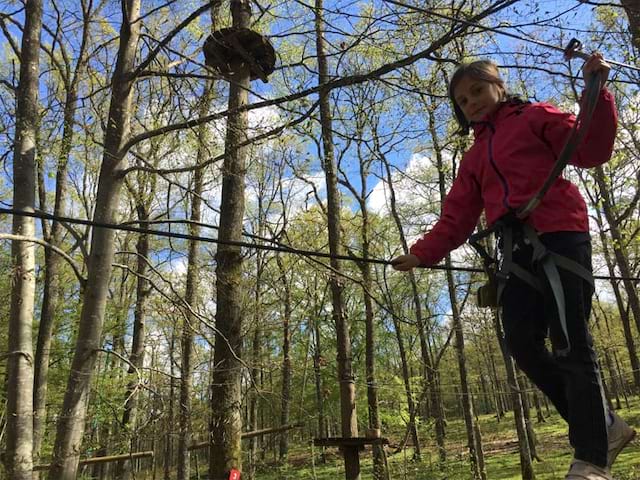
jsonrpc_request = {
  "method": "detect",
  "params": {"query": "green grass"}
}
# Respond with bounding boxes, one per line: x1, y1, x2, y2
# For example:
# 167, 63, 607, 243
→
255, 399, 640, 479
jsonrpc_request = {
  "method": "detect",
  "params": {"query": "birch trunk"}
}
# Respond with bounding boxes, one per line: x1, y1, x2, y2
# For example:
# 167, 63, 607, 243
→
48, 1, 141, 478
33, 2, 91, 454
7, 0, 43, 477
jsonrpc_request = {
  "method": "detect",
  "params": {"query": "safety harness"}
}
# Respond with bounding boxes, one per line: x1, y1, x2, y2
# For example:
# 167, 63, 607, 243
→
469, 40, 604, 356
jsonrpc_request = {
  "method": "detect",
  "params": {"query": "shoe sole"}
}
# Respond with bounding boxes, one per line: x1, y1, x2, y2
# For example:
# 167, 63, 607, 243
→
608, 428, 636, 469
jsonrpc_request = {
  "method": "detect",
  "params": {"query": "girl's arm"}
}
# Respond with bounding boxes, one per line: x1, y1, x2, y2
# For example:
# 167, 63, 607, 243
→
530, 54, 617, 168
406, 159, 483, 267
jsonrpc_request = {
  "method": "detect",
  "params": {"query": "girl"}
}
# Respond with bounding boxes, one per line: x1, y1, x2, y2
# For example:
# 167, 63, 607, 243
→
392, 54, 635, 479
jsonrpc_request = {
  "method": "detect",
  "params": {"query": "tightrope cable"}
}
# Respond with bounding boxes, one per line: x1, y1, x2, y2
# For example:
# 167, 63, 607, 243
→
1, 207, 638, 282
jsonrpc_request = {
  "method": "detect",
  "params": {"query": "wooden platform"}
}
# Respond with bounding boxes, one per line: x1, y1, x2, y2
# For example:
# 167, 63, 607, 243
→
313, 437, 389, 449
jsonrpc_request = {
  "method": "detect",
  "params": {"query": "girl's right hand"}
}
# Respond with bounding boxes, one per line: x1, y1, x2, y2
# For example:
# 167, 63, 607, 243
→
583, 52, 610, 90
391, 254, 421, 271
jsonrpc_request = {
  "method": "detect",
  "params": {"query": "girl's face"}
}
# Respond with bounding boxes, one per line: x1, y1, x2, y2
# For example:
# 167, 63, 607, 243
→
453, 75, 505, 123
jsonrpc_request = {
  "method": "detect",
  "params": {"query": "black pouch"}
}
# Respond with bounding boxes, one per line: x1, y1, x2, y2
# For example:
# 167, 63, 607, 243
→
477, 278, 498, 308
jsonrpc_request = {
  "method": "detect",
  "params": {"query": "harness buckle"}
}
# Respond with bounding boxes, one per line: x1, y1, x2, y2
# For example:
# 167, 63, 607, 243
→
495, 271, 510, 282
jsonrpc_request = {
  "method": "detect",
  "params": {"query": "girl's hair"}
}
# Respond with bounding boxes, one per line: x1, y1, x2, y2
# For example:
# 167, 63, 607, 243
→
449, 60, 522, 135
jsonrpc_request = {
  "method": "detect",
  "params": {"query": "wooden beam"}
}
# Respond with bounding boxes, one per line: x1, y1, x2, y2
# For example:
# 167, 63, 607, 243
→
313, 437, 389, 448
33, 451, 154, 471
189, 422, 304, 451
31, 422, 304, 470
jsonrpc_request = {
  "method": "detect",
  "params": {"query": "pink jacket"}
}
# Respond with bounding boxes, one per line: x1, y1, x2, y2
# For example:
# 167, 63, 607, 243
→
410, 89, 617, 266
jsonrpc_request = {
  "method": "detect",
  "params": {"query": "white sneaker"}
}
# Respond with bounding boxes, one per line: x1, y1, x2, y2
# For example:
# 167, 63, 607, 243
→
607, 411, 636, 469
565, 459, 612, 479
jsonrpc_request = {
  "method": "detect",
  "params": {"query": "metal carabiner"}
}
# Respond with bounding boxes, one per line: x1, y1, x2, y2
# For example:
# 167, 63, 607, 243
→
563, 38, 590, 61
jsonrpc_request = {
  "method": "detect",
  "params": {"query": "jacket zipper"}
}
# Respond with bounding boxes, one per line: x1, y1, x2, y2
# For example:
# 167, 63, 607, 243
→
485, 121, 512, 211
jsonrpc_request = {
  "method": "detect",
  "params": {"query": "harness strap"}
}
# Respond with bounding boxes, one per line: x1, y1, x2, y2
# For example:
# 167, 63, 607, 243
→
472, 219, 595, 356
496, 223, 542, 305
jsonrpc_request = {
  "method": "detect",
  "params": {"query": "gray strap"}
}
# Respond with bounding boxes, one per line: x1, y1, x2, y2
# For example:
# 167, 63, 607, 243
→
549, 252, 595, 288
507, 263, 542, 291
521, 223, 575, 356
497, 224, 543, 304
496, 224, 513, 305
540, 255, 571, 357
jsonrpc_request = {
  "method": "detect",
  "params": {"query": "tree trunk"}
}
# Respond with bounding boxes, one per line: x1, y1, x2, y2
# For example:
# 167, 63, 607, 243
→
165, 334, 176, 480
518, 374, 539, 461
359, 238, 388, 479
593, 167, 640, 338
33, 2, 91, 455
346, 119, 388, 479
7, 0, 43, 477
48, 2, 141, 478
489, 345, 505, 420
379, 152, 440, 461
388, 309, 421, 456
532, 389, 546, 423
249, 285, 263, 476
276, 256, 292, 462
495, 315, 536, 479
432, 125, 482, 478
621, 0, 640, 48
177, 79, 212, 480
209, 1, 251, 476
312, 313, 328, 463
592, 203, 640, 390
314, 1, 360, 478
446, 258, 483, 479
117, 211, 151, 480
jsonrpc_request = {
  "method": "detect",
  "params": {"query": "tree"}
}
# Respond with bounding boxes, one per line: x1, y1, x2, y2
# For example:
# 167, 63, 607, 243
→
620, 0, 640, 48
49, 1, 142, 477
6, 0, 43, 477
209, 0, 253, 474
314, 0, 360, 477
33, 0, 95, 460
177, 82, 212, 480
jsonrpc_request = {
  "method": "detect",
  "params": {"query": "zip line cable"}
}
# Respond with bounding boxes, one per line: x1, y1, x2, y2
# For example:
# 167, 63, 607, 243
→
1, 207, 638, 282
384, 0, 640, 73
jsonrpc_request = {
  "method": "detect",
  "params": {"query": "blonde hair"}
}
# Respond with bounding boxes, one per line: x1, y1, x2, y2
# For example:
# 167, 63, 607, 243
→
449, 60, 509, 135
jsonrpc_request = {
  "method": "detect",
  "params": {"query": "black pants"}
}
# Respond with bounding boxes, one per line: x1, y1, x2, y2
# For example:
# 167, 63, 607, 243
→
501, 232, 608, 467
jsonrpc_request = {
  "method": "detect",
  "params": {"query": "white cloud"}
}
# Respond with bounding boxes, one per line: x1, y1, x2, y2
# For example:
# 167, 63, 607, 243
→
368, 152, 434, 215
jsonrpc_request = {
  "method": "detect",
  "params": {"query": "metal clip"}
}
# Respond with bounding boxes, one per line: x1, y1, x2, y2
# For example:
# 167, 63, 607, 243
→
563, 38, 589, 61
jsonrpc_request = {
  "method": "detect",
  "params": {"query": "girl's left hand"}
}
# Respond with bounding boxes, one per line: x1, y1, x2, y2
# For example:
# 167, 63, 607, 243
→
583, 52, 611, 90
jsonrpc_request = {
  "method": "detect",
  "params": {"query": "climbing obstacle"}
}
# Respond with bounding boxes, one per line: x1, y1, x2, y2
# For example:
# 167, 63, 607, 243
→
203, 27, 275, 82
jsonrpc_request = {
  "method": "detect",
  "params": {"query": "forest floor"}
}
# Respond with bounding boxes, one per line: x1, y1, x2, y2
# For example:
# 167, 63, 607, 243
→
255, 398, 640, 479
